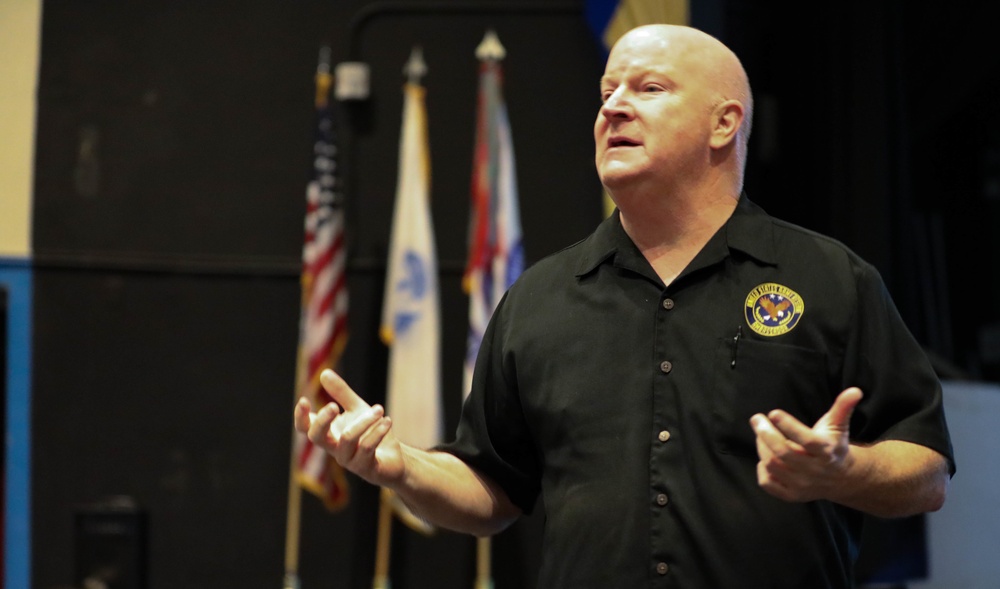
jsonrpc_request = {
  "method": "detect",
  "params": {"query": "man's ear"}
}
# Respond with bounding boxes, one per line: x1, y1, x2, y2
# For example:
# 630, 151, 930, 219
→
709, 100, 744, 150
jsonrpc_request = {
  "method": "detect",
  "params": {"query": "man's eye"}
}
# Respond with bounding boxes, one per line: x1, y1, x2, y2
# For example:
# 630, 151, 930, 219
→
644, 85, 663, 93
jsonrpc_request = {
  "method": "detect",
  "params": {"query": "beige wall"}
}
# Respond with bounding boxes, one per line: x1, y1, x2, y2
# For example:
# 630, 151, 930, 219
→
0, 0, 42, 258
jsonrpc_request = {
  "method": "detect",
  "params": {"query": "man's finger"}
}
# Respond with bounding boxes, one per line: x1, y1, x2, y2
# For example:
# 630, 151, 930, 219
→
819, 387, 863, 430
339, 405, 386, 446
356, 416, 392, 455
751, 413, 784, 451
751, 414, 806, 456
307, 403, 341, 445
767, 409, 814, 446
320, 369, 368, 412
293, 397, 312, 433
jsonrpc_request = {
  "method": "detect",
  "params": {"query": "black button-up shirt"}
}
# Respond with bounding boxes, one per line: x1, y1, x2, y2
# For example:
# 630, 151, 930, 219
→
440, 196, 955, 589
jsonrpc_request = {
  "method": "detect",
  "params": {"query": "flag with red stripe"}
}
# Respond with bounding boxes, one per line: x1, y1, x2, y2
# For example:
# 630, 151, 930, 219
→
292, 67, 350, 511
463, 33, 524, 397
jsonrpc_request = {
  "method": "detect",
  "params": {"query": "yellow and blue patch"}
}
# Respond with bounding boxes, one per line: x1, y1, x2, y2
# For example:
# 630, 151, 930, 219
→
744, 283, 804, 336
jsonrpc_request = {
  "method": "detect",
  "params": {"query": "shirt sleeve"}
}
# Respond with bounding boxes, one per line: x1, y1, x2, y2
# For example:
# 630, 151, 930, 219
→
845, 261, 956, 475
434, 292, 542, 513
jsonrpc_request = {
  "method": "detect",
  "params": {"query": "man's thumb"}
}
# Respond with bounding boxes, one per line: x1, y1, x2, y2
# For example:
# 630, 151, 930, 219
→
820, 387, 863, 430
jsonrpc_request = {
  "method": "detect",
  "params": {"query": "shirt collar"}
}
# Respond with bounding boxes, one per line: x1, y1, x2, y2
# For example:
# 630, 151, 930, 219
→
574, 194, 778, 279
724, 194, 778, 265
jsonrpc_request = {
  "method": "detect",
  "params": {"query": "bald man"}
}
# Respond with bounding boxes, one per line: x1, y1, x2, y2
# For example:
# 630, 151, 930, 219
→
296, 25, 954, 588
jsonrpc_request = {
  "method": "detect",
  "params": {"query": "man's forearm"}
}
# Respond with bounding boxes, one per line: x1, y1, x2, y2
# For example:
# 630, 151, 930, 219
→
830, 440, 949, 518
391, 446, 521, 537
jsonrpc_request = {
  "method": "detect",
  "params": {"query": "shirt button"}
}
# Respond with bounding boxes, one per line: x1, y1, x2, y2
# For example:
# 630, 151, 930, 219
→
656, 493, 669, 506
662, 298, 674, 310
656, 562, 669, 575
658, 430, 671, 442
659, 360, 672, 373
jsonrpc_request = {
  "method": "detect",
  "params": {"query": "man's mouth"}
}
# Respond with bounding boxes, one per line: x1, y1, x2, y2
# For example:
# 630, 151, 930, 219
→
608, 137, 640, 148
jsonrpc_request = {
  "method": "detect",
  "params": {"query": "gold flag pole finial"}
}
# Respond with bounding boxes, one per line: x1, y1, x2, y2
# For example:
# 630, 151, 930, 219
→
315, 45, 333, 108
404, 45, 427, 84
475, 29, 506, 62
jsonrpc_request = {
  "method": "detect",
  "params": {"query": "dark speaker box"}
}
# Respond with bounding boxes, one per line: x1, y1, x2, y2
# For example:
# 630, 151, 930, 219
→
74, 498, 147, 589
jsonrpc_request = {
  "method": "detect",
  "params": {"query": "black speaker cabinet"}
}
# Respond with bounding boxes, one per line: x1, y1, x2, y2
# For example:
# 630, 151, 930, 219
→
74, 497, 147, 589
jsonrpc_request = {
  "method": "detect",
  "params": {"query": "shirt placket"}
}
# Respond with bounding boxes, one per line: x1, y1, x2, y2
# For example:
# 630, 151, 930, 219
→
650, 290, 677, 587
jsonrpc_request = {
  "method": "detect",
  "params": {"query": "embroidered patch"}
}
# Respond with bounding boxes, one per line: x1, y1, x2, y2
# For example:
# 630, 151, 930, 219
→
744, 283, 804, 336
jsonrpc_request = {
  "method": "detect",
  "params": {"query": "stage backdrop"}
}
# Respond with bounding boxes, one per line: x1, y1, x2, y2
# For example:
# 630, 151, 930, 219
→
26, 1, 1000, 588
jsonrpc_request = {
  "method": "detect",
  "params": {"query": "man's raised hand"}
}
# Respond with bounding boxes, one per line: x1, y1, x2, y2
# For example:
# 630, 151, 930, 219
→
293, 369, 404, 487
749, 387, 864, 503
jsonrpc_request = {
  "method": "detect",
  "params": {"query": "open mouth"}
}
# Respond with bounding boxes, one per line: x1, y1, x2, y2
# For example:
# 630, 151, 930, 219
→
609, 137, 639, 148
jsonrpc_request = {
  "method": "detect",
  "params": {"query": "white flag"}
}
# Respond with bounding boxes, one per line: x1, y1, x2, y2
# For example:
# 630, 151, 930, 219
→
379, 79, 441, 535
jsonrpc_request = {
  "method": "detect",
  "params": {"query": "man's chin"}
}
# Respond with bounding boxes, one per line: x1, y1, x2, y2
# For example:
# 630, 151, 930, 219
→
598, 166, 640, 190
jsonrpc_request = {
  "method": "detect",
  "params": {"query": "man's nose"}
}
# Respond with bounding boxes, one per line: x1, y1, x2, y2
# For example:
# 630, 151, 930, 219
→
601, 86, 632, 118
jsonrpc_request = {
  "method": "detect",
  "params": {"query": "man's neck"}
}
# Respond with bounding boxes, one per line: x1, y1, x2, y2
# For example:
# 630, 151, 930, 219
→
617, 187, 739, 286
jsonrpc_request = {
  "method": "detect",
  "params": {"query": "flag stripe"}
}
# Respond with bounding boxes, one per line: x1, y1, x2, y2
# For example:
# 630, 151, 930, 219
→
463, 58, 524, 398
292, 69, 350, 511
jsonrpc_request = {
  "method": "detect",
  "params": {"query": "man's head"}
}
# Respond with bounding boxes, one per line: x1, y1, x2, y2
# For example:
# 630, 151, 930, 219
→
594, 24, 753, 200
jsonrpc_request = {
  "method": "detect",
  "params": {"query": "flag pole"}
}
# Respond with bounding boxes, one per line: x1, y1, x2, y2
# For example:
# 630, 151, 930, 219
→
474, 536, 493, 589
283, 437, 304, 589
373, 487, 395, 589
469, 29, 507, 589
283, 45, 335, 589
372, 45, 433, 589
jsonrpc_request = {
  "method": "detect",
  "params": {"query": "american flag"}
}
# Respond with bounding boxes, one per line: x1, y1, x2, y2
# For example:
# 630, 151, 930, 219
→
292, 65, 349, 511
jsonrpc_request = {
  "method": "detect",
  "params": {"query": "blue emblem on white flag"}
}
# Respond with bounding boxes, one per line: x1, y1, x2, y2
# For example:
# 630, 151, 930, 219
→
393, 250, 429, 337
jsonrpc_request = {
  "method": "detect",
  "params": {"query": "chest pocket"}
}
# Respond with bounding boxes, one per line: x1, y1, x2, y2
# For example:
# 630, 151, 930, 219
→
712, 337, 831, 457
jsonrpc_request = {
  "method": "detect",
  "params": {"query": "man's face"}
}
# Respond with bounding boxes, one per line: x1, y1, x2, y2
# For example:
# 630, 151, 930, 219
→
594, 29, 714, 192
